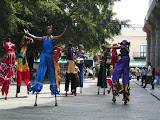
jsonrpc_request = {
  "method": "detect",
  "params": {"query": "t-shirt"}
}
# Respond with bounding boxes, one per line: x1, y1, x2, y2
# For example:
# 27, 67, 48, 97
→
146, 65, 152, 76
141, 69, 147, 76
136, 71, 140, 76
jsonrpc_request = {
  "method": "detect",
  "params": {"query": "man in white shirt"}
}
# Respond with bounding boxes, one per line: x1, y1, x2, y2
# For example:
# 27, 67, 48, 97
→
143, 62, 154, 89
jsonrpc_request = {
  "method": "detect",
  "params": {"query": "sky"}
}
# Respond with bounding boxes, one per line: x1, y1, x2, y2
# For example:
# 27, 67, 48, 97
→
113, 0, 149, 25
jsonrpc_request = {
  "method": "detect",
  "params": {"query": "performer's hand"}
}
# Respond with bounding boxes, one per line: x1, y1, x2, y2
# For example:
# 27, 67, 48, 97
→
114, 55, 118, 59
24, 29, 29, 35
65, 25, 68, 31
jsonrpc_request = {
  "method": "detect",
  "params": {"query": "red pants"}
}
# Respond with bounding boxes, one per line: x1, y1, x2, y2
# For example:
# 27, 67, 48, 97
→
17, 71, 31, 87
0, 52, 15, 96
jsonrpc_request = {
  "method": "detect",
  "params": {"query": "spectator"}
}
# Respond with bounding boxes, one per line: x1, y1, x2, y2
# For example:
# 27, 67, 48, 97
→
136, 69, 140, 81
140, 67, 147, 86
155, 67, 160, 85
143, 62, 154, 89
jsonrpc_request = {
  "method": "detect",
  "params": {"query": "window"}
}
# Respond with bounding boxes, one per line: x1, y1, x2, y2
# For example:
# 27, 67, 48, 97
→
140, 45, 146, 57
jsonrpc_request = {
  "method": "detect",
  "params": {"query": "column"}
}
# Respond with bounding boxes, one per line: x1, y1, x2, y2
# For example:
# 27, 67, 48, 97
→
146, 33, 151, 63
155, 20, 160, 68
150, 28, 156, 67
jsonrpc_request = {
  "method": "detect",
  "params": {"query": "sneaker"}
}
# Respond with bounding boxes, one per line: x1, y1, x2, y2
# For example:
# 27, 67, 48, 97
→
112, 97, 116, 102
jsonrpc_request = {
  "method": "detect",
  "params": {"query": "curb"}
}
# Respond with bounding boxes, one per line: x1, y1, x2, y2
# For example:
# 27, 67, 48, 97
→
133, 80, 160, 101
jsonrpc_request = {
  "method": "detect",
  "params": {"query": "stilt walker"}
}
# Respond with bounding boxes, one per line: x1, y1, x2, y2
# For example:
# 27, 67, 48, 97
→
53, 47, 62, 92
111, 44, 119, 75
16, 35, 33, 97
76, 44, 85, 93
65, 43, 77, 96
24, 25, 67, 106
0, 38, 16, 100
107, 43, 119, 94
97, 44, 109, 95
111, 40, 130, 104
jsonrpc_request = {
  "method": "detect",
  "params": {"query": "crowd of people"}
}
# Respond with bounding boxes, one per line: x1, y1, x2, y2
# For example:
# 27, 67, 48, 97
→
1, 25, 149, 105
134, 62, 160, 89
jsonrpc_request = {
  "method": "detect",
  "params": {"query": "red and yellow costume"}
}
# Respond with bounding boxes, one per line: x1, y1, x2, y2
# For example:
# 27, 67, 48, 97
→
111, 44, 119, 75
16, 46, 31, 94
0, 41, 16, 98
53, 47, 62, 89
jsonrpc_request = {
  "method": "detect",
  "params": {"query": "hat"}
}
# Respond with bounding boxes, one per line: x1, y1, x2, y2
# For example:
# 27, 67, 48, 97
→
6, 38, 11, 41
120, 40, 130, 45
78, 44, 83, 48
57, 47, 62, 51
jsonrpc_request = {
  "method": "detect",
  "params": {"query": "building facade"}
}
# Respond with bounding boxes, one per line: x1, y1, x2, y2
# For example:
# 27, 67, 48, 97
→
110, 25, 147, 67
143, 0, 160, 68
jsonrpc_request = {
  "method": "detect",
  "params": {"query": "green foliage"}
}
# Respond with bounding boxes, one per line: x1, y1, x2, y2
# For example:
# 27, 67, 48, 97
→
0, 0, 123, 59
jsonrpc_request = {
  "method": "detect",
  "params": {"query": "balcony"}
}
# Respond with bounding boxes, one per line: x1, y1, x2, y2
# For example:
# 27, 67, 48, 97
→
133, 52, 146, 59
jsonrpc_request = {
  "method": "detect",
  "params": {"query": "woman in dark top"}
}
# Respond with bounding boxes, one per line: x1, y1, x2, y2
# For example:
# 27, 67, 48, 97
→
111, 40, 130, 104
97, 44, 110, 94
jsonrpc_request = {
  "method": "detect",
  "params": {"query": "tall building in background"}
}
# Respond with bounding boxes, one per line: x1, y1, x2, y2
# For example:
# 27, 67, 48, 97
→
109, 24, 146, 68
143, 0, 160, 68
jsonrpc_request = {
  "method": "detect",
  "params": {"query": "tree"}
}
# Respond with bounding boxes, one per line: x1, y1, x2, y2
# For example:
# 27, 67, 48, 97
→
0, 0, 122, 59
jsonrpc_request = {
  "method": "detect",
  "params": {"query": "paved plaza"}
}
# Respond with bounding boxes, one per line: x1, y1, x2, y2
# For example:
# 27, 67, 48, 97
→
0, 79, 160, 120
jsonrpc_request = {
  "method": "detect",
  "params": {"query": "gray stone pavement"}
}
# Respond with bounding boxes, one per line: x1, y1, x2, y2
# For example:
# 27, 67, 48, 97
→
133, 79, 160, 101
0, 78, 160, 120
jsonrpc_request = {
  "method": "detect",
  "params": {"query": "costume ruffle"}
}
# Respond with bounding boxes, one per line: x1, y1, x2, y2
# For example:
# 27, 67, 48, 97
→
17, 52, 26, 65
50, 84, 60, 95
29, 82, 43, 94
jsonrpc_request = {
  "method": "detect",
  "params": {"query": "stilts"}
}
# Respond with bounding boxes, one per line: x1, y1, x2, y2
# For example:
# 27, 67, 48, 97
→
27, 86, 30, 95
74, 91, 77, 96
5, 95, 7, 100
65, 91, 68, 96
55, 91, 57, 106
15, 93, 18, 97
98, 87, 100, 94
103, 87, 105, 95
80, 87, 82, 93
34, 92, 38, 106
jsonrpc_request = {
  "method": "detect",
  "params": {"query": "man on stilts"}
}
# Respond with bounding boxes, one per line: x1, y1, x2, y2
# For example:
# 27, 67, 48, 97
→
16, 35, 33, 97
53, 47, 62, 92
76, 44, 85, 93
111, 40, 130, 104
0, 38, 16, 100
97, 44, 110, 95
65, 43, 77, 96
24, 25, 67, 106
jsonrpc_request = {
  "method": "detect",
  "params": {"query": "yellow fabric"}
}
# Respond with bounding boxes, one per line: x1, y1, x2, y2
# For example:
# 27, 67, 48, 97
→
75, 66, 79, 73
17, 46, 30, 72
66, 60, 75, 73
54, 61, 60, 88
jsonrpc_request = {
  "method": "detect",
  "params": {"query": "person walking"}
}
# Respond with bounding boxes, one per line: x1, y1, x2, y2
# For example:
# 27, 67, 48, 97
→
155, 67, 160, 85
143, 62, 154, 89
140, 67, 147, 86
136, 69, 140, 81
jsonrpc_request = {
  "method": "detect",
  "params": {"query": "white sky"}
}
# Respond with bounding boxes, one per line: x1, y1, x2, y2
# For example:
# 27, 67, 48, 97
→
113, 0, 149, 25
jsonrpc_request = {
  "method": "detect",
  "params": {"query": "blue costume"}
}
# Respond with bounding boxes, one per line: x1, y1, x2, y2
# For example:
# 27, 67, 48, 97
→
29, 37, 59, 95
112, 55, 130, 84
76, 49, 85, 88
112, 40, 130, 104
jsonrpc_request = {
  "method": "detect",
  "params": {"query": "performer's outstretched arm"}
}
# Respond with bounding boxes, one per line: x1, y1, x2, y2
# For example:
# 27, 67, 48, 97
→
24, 29, 43, 41
53, 26, 68, 40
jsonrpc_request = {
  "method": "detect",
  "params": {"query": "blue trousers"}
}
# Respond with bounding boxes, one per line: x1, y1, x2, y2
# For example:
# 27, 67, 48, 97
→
30, 52, 59, 95
77, 64, 84, 87
112, 56, 130, 84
